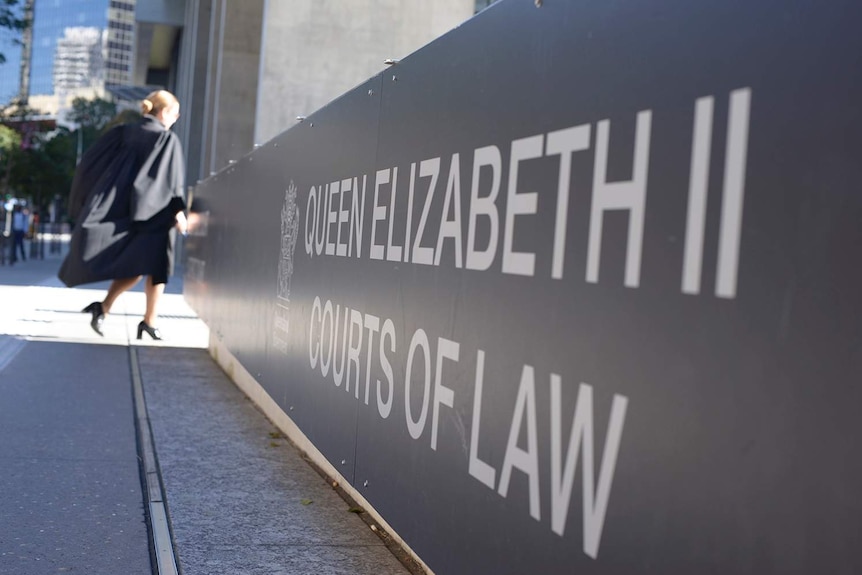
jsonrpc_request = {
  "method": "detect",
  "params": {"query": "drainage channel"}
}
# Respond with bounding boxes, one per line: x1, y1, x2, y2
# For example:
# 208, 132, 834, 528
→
129, 346, 179, 575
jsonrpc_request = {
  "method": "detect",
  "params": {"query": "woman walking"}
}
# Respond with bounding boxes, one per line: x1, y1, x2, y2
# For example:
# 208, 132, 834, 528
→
59, 90, 188, 340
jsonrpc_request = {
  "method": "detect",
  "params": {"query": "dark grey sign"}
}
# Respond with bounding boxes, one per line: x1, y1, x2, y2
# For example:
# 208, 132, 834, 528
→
184, 0, 862, 573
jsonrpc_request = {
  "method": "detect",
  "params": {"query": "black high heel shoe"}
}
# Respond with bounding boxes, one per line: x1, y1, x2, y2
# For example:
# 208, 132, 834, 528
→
137, 321, 162, 341
82, 302, 105, 336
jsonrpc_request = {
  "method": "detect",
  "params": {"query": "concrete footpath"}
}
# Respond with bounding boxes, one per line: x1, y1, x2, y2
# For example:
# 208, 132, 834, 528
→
0, 247, 410, 575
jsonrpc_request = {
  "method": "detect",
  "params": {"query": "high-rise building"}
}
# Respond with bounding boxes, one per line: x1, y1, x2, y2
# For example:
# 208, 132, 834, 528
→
0, 0, 140, 113
105, 0, 136, 87
29, 0, 109, 97
52, 27, 104, 94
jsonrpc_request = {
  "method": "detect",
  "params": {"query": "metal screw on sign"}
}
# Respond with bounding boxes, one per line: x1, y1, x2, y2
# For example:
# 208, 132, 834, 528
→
535, 0, 543, 6
384, 58, 399, 66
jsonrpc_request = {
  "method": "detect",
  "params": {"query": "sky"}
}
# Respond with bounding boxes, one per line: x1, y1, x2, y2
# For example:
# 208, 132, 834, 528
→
0, 0, 108, 106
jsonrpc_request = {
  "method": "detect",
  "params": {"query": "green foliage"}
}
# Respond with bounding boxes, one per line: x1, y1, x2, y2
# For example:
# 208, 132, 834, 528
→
7, 128, 75, 209
68, 98, 122, 155
0, 0, 29, 65
0, 102, 47, 201
0, 124, 20, 151
68, 97, 117, 130
0, 96, 142, 216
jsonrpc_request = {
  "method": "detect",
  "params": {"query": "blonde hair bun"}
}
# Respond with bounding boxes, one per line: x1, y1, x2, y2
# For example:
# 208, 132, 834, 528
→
140, 90, 179, 115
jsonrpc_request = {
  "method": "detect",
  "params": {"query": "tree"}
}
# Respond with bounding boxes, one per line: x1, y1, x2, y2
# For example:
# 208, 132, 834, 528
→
0, 103, 39, 197
68, 96, 118, 158
68, 97, 117, 131
0, 123, 20, 150
0, 0, 29, 64
7, 128, 74, 211
7, 98, 140, 219
0, 123, 20, 198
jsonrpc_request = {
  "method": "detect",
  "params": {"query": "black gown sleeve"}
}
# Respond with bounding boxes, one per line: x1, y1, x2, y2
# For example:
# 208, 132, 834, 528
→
131, 132, 187, 222
67, 125, 125, 220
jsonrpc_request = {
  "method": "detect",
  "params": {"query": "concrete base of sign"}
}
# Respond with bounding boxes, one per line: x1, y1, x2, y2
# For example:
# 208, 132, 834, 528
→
206, 332, 435, 575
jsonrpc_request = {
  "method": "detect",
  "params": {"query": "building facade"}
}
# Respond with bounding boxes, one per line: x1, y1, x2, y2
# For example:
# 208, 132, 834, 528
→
173, 0, 477, 186
105, 0, 137, 87
28, 0, 109, 98
0, 0, 139, 113
0, 0, 488, 175
52, 27, 104, 94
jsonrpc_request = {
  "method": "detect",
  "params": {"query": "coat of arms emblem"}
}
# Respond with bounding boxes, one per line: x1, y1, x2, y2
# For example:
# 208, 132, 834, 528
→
274, 181, 300, 354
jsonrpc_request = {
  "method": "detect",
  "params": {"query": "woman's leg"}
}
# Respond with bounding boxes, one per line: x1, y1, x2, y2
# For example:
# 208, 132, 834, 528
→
102, 276, 141, 313
143, 275, 165, 326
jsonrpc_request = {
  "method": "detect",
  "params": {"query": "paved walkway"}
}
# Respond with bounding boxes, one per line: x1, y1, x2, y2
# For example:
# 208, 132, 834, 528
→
0, 246, 410, 574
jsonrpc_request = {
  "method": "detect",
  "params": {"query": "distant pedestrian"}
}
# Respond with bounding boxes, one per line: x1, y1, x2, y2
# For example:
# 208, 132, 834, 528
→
58, 90, 188, 340
28, 209, 38, 239
10, 204, 27, 264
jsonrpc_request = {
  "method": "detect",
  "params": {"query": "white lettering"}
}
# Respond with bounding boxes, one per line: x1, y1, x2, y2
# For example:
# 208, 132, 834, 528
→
336, 178, 351, 257
682, 97, 713, 295
502, 135, 543, 276
405, 329, 431, 439
550, 379, 628, 559
309, 296, 322, 368
586, 110, 652, 287
387, 167, 403, 262
469, 349, 496, 489
546, 125, 591, 279
715, 88, 751, 299
435, 154, 464, 268
370, 169, 389, 260
331, 304, 349, 387
325, 181, 339, 256
314, 184, 326, 256
346, 309, 363, 398
413, 158, 439, 266
403, 163, 416, 263
497, 364, 541, 521
304, 185, 316, 256
466, 145, 502, 271
320, 299, 334, 377
378, 318, 396, 419
363, 314, 380, 405
350, 176, 367, 258
431, 337, 458, 450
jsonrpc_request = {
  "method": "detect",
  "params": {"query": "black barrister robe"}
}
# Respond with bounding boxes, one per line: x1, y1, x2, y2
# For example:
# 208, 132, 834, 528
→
59, 116, 186, 287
